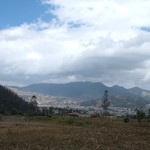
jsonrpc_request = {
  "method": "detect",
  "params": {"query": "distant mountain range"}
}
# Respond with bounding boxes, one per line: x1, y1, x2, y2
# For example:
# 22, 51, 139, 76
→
20, 82, 150, 98
16, 81, 150, 108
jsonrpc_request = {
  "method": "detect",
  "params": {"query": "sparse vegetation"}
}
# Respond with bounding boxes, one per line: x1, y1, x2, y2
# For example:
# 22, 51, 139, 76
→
1, 85, 150, 149
0, 115, 150, 150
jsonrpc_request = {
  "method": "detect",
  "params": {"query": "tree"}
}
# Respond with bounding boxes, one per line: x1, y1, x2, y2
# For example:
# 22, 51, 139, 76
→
101, 90, 110, 113
148, 108, 150, 116
30, 95, 38, 107
136, 109, 145, 122
29, 95, 39, 115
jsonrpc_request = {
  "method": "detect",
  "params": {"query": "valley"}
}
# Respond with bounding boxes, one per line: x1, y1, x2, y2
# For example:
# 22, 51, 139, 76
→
8, 82, 150, 116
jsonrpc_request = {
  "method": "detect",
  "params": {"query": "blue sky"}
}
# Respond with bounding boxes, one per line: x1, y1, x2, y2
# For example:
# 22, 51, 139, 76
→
0, 0, 150, 89
0, 0, 51, 28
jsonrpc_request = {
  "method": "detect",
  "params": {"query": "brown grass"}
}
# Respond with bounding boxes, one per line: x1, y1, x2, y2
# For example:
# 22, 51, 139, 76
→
0, 116, 150, 150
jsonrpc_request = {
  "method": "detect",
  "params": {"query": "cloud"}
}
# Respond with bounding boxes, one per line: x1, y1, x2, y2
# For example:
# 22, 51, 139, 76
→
0, 23, 81, 75
60, 31, 150, 86
42, 0, 150, 40
0, 0, 150, 89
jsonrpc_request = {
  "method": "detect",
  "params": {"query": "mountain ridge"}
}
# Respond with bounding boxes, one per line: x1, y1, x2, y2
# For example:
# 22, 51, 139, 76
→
8, 81, 150, 108
20, 81, 150, 100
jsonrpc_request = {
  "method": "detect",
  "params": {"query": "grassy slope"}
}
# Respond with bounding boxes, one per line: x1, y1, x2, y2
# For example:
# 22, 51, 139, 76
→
0, 116, 150, 150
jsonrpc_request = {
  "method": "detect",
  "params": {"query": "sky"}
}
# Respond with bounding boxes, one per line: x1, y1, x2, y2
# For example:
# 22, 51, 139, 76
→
0, 0, 150, 89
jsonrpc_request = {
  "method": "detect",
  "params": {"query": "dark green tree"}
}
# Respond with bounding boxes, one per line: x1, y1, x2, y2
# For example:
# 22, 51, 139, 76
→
101, 90, 110, 113
136, 109, 145, 122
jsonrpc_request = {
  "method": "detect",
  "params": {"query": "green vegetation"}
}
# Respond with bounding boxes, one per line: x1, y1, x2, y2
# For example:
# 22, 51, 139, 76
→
135, 109, 146, 122
0, 85, 37, 115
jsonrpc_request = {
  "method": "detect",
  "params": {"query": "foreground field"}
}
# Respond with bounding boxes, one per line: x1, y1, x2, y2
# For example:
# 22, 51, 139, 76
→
0, 116, 150, 150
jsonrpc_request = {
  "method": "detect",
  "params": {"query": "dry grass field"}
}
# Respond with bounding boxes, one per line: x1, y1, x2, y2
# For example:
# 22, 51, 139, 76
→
0, 116, 150, 150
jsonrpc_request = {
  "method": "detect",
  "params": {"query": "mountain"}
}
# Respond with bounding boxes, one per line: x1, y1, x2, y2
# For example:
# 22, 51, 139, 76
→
20, 81, 150, 108
0, 85, 37, 115
21, 81, 150, 98
22, 82, 107, 100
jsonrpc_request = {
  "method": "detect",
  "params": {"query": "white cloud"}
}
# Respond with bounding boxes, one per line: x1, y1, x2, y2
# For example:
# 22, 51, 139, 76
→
0, 24, 83, 75
0, 0, 150, 88
43, 0, 150, 40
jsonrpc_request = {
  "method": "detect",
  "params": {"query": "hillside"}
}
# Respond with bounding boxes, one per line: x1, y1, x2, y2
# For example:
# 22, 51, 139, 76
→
81, 95, 148, 108
0, 85, 37, 115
